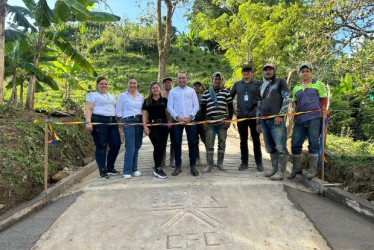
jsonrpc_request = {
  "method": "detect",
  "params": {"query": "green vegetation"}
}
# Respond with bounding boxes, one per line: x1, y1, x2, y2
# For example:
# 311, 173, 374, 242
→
0, 109, 94, 213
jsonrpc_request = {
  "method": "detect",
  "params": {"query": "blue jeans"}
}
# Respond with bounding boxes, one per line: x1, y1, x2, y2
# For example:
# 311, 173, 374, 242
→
291, 118, 321, 155
205, 123, 227, 154
91, 115, 121, 173
260, 118, 288, 154
122, 117, 143, 175
172, 120, 196, 168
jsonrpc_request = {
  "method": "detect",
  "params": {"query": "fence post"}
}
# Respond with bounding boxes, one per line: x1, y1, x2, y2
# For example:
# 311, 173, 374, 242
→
44, 122, 48, 190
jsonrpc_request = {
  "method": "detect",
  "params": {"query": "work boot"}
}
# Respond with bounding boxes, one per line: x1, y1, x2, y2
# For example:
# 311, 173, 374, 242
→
238, 163, 248, 171
217, 151, 227, 172
256, 162, 264, 172
265, 153, 278, 177
202, 152, 214, 172
271, 153, 288, 181
303, 154, 318, 179
288, 155, 302, 179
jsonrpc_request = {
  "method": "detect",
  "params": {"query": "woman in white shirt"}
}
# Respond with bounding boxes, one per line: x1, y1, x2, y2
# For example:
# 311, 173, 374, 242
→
85, 77, 121, 179
116, 77, 144, 179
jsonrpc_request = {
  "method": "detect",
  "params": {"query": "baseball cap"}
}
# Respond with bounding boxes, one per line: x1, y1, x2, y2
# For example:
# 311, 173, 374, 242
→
162, 77, 173, 83
193, 81, 202, 86
242, 65, 253, 72
263, 63, 275, 70
299, 63, 312, 72
212, 72, 223, 79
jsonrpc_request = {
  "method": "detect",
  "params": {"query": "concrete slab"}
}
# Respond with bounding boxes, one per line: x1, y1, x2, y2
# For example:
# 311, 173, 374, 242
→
32, 136, 328, 250
33, 184, 328, 249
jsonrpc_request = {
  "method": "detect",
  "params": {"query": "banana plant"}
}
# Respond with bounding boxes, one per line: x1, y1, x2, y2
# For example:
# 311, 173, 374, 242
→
48, 59, 94, 100
5, 38, 58, 108
6, 0, 120, 110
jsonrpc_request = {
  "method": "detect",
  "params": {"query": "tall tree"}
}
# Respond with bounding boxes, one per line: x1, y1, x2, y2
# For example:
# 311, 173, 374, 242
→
0, 0, 7, 105
156, 0, 176, 83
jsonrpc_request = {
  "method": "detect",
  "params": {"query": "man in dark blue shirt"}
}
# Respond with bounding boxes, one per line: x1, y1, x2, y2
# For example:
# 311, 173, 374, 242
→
230, 65, 264, 172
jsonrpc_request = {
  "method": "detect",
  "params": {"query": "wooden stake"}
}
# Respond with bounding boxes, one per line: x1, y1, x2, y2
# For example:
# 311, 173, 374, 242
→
44, 122, 48, 191
321, 111, 327, 182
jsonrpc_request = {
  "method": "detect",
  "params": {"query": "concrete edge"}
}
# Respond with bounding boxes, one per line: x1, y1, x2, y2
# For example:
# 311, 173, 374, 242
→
294, 173, 374, 223
0, 161, 98, 233
324, 187, 374, 223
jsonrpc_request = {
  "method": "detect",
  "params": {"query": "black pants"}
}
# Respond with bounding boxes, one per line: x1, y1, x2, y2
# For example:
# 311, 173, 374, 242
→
237, 118, 262, 165
149, 126, 169, 169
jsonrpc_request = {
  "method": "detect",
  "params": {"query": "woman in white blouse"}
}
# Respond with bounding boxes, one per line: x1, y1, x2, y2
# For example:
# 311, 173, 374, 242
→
116, 77, 144, 179
85, 77, 121, 179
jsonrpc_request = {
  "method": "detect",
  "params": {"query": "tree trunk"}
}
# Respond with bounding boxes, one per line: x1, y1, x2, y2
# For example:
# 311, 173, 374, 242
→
156, 0, 176, 84
286, 69, 297, 139
18, 78, 24, 108
8, 70, 17, 107
25, 28, 44, 110
0, 0, 7, 106
65, 82, 70, 100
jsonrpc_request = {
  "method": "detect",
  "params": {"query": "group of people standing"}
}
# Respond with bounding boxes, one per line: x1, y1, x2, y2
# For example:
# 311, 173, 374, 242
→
85, 62, 327, 181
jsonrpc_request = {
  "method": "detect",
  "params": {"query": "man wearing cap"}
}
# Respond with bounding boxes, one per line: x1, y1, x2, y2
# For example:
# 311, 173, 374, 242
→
167, 72, 200, 176
162, 77, 175, 167
289, 63, 327, 179
193, 81, 206, 164
200, 72, 233, 172
230, 65, 264, 172
256, 63, 290, 180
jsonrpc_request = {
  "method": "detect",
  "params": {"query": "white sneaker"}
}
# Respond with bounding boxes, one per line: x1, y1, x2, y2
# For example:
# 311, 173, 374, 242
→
133, 171, 141, 177
123, 174, 131, 179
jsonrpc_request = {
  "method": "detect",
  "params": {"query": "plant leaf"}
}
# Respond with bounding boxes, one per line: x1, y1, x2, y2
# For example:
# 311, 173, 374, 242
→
54, 0, 73, 22
88, 11, 121, 22
54, 38, 97, 77
35, 0, 54, 27
5, 29, 26, 42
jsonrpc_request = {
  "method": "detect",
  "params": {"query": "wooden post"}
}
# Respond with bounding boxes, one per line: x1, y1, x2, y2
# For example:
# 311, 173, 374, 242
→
44, 122, 48, 190
321, 111, 326, 182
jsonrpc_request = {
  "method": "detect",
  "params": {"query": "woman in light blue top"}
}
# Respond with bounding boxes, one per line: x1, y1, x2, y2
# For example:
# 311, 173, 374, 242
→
116, 77, 144, 179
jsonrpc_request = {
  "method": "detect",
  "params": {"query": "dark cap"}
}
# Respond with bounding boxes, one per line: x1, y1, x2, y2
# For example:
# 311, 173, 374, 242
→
242, 65, 253, 72
299, 63, 312, 72
263, 63, 275, 70
162, 77, 173, 83
193, 81, 202, 86
212, 72, 223, 79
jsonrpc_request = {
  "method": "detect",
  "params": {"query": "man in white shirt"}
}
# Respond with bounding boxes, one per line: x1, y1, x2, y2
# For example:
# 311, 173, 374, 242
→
167, 72, 200, 176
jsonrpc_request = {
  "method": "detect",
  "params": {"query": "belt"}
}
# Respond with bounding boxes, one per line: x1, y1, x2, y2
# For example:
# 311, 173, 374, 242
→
151, 119, 165, 123
125, 114, 142, 119
92, 114, 116, 118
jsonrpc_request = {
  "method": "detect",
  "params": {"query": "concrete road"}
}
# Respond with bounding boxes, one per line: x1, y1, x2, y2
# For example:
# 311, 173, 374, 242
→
1, 135, 373, 249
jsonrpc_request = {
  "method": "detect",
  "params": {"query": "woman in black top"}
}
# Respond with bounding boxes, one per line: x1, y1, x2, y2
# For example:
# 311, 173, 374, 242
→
142, 82, 169, 178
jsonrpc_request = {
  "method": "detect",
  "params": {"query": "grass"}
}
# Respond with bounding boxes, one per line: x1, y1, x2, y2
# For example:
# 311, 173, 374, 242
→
326, 133, 374, 157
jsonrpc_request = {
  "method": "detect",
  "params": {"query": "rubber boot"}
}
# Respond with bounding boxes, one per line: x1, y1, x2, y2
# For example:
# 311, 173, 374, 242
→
217, 151, 227, 172
288, 155, 302, 179
265, 153, 278, 177
304, 154, 318, 179
202, 152, 214, 172
271, 153, 288, 180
